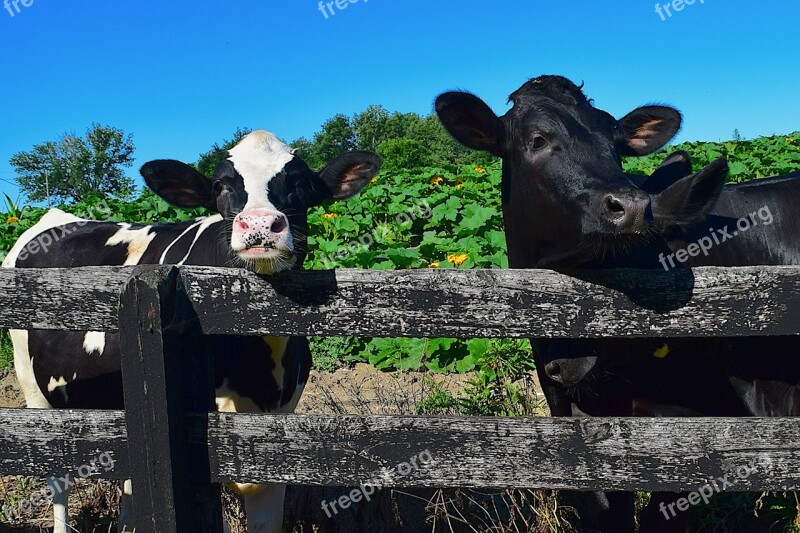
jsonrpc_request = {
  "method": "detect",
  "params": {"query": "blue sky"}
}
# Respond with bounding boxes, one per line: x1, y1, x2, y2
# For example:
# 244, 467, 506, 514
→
1, 0, 798, 203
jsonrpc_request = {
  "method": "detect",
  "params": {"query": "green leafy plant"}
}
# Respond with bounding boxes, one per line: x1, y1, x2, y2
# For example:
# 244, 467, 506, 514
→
622, 132, 800, 183
0, 330, 13, 371
415, 378, 459, 415
309, 336, 370, 373
457, 339, 539, 417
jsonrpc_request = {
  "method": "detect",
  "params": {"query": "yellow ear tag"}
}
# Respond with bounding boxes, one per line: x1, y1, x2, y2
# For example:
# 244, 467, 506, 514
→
653, 344, 670, 359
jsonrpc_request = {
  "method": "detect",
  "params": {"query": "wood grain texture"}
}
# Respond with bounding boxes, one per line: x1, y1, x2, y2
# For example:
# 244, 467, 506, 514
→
3, 265, 800, 337
180, 266, 800, 338
119, 265, 223, 533
2, 409, 798, 492
2, 408, 798, 492
0, 266, 131, 331
0, 408, 129, 478
204, 413, 800, 492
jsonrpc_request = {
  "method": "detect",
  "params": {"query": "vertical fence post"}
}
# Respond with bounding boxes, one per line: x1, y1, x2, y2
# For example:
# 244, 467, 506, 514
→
118, 265, 223, 532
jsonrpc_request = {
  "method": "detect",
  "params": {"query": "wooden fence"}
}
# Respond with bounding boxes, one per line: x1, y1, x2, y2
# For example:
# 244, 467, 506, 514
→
1, 265, 799, 531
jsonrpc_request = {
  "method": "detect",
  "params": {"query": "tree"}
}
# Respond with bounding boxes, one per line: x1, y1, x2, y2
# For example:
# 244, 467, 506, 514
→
11, 124, 136, 204
289, 136, 314, 164
290, 105, 499, 173
352, 105, 390, 152
406, 114, 480, 166
195, 127, 252, 177
305, 114, 356, 170
384, 112, 421, 140
377, 138, 429, 171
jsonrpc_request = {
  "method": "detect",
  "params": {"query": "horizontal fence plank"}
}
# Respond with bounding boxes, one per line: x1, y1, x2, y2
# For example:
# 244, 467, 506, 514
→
0, 408, 129, 478
4, 265, 800, 337
0, 266, 132, 331
2, 408, 798, 492
181, 266, 800, 338
205, 413, 800, 492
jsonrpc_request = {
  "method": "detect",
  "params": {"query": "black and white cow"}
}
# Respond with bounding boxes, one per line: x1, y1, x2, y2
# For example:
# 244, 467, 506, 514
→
2, 130, 381, 533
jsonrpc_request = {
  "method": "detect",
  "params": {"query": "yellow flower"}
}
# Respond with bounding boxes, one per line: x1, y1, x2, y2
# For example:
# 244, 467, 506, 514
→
370, 177, 378, 183
6, 216, 19, 224
653, 344, 670, 359
456, 183, 465, 189
323, 213, 338, 219
475, 167, 486, 174
447, 253, 469, 266
427, 262, 440, 269
430, 175, 443, 185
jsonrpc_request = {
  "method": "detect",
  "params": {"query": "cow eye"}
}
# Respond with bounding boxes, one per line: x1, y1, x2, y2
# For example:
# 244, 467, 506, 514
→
530, 134, 548, 151
213, 180, 230, 195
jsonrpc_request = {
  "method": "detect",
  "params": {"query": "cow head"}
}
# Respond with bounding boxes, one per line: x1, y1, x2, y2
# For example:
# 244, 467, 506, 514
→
541, 159, 729, 387
141, 130, 381, 273
436, 75, 682, 267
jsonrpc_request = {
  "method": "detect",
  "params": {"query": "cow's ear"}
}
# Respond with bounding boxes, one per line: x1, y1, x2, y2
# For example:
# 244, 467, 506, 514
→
436, 92, 505, 156
318, 152, 381, 201
652, 158, 728, 233
618, 105, 682, 156
141, 160, 217, 211
640, 150, 693, 193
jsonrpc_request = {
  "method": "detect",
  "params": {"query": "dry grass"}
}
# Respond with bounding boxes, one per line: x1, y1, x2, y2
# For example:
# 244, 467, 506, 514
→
274, 364, 579, 533
0, 476, 119, 532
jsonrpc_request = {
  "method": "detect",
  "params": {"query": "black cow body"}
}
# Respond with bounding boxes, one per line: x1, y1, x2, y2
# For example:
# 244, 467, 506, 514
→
436, 75, 800, 531
542, 167, 800, 418
436, 76, 687, 532
3, 130, 381, 533
538, 170, 800, 529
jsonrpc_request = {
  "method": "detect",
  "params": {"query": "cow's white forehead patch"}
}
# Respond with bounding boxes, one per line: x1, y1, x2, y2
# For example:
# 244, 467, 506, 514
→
228, 130, 295, 211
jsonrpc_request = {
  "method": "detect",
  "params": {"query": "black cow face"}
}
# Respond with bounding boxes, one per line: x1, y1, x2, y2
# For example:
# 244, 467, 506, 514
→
141, 130, 381, 273
436, 75, 682, 268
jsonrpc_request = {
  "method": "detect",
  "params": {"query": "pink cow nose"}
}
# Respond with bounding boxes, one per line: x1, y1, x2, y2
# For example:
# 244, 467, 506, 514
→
233, 209, 290, 248
236, 216, 287, 234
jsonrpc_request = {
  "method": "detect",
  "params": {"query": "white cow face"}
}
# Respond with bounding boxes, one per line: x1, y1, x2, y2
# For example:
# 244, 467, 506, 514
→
141, 130, 381, 273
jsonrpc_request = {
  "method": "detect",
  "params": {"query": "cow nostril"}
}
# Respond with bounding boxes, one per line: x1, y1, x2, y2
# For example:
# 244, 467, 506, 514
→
545, 361, 562, 380
605, 195, 626, 216
271, 216, 288, 234
237, 219, 251, 231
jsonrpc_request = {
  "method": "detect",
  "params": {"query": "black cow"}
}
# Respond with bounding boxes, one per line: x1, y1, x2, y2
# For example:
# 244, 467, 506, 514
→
437, 75, 800, 531
539, 160, 800, 531
540, 160, 800, 411
436, 75, 688, 531
436, 75, 751, 531
437, 75, 683, 270
542, 162, 800, 391
2, 130, 381, 533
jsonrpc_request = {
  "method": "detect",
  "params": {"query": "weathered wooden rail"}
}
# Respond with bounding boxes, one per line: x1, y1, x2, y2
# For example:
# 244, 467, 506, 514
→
1, 265, 799, 531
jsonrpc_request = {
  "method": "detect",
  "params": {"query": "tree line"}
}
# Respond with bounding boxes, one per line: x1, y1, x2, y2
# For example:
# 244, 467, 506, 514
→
10, 106, 495, 204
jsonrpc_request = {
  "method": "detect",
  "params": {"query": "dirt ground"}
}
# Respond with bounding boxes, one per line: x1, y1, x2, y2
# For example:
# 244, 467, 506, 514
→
0, 364, 483, 413
0, 370, 24, 409
297, 363, 476, 415
0, 367, 554, 533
